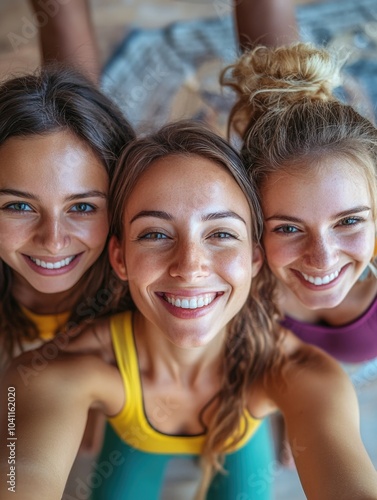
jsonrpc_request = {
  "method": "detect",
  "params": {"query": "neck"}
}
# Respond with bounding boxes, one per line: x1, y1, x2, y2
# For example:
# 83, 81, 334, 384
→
11, 274, 82, 315
279, 277, 377, 326
133, 311, 225, 388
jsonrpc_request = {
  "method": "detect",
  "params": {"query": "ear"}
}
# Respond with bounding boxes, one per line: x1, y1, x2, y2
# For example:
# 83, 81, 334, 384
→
251, 244, 264, 278
108, 235, 127, 280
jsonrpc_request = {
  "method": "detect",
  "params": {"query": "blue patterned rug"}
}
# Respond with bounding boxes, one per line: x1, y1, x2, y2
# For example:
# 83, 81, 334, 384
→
101, 0, 377, 135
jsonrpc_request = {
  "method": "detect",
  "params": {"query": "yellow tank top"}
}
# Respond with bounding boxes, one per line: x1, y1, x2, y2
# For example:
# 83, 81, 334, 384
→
21, 307, 70, 342
109, 311, 261, 454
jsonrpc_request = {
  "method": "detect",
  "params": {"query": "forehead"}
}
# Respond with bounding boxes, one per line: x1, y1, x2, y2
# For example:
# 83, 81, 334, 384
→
125, 154, 251, 216
262, 155, 372, 211
0, 131, 107, 189
134, 155, 245, 198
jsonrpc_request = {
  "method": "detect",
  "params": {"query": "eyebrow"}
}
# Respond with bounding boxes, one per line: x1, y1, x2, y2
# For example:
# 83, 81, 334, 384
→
0, 189, 107, 201
130, 210, 247, 225
265, 206, 371, 222
66, 191, 108, 201
0, 189, 37, 200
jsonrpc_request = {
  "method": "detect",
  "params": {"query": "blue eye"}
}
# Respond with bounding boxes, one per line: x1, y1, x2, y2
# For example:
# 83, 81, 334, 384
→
70, 203, 95, 213
274, 225, 299, 234
211, 232, 235, 239
4, 202, 33, 212
339, 217, 362, 226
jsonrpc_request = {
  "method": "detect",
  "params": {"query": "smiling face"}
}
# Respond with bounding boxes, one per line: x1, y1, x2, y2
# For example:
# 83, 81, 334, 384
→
109, 154, 262, 348
262, 155, 376, 310
0, 131, 109, 299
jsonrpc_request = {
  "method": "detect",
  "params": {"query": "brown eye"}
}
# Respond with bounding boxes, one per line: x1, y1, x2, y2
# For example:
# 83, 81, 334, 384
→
139, 232, 168, 240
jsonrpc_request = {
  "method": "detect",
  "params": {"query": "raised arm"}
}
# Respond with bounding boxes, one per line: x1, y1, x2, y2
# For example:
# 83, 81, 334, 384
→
268, 343, 377, 499
0, 347, 121, 499
234, 0, 298, 50
29, 0, 100, 83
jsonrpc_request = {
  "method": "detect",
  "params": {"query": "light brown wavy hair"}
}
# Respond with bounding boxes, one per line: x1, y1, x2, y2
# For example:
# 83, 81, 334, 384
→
222, 42, 377, 274
0, 67, 135, 367
110, 120, 284, 498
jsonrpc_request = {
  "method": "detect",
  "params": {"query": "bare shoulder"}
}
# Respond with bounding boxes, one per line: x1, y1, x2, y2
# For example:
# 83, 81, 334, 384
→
264, 329, 356, 416
2, 332, 122, 416
49, 316, 115, 362
247, 329, 352, 417
0, 317, 125, 499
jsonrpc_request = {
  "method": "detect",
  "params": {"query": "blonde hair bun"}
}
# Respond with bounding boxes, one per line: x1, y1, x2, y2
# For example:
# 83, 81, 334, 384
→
223, 42, 345, 135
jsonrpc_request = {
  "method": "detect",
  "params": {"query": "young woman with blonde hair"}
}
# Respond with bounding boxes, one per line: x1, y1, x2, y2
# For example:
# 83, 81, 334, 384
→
223, 41, 377, 465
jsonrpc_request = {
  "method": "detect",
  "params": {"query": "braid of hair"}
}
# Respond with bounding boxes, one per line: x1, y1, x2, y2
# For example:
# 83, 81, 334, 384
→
196, 265, 284, 499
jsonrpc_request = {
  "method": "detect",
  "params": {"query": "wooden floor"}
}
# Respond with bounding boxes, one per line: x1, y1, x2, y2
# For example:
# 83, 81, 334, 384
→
0, 0, 320, 79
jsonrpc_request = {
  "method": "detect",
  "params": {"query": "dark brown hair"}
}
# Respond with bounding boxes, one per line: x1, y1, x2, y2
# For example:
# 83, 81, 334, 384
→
0, 66, 135, 366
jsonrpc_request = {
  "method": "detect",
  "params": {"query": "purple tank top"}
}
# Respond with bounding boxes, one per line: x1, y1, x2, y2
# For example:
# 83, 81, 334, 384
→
281, 294, 377, 363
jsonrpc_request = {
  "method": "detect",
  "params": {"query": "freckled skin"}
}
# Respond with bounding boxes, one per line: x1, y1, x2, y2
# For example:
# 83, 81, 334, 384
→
262, 157, 376, 310
0, 131, 109, 310
110, 154, 263, 349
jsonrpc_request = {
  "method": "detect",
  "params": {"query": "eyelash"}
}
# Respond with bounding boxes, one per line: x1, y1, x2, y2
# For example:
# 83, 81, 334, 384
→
2, 202, 97, 214
210, 231, 238, 240
138, 232, 169, 240
273, 225, 299, 234
273, 216, 365, 234
338, 216, 363, 226
69, 203, 96, 213
3, 202, 33, 212
137, 231, 239, 241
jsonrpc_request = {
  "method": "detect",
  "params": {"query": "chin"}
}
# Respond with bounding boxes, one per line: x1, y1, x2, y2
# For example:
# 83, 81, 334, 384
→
33, 282, 76, 295
299, 294, 345, 311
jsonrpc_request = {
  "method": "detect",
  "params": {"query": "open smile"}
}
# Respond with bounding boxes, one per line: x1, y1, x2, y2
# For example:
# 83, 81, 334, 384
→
162, 292, 220, 310
156, 292, 225, 313
28, 255, 76, 269
300, 269, 340, 286
23, 253, 83, 275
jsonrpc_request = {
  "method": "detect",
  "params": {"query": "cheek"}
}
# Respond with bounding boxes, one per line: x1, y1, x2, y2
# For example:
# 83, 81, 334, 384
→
124, 249, 159, 284
0, 219, 31, 238
263, 236, 298, 269
76, 216, 109, 249
342, 229, 375, 261
0, 222, 32, 255
220, 249, 253, 286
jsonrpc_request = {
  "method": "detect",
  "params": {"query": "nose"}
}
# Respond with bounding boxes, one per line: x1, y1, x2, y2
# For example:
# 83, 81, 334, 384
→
33, 214, 71, 253
169, 238, 210, 281
304, 233, 339, 270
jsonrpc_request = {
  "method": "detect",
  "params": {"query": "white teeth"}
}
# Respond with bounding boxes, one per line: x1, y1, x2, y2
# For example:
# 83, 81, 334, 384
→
166, 294, 215, 309
30, 256, 75, 269
302, 270, 340, 286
